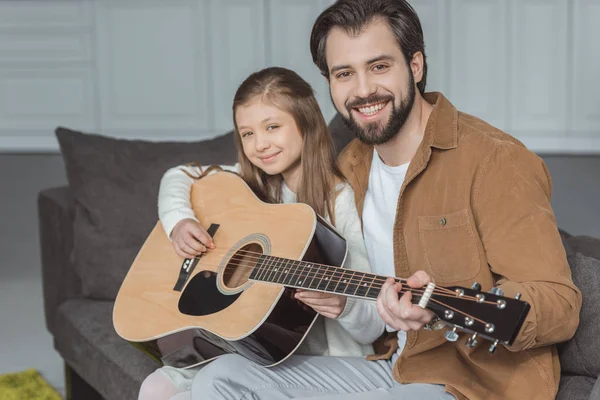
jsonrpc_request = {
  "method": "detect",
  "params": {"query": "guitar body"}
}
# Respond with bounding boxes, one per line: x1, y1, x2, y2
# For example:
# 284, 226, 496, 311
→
113, 172, 348, 367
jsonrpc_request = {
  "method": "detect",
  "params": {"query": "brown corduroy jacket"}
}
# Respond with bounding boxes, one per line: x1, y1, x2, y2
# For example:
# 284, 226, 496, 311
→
337, 92, 582, 400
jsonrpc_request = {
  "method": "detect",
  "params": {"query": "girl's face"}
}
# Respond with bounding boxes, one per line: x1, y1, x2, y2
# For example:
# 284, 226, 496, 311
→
236, 96, 304, 178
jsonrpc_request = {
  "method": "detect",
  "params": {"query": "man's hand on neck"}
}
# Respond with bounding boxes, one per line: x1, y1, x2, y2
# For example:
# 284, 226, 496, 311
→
375, 93, 434, 167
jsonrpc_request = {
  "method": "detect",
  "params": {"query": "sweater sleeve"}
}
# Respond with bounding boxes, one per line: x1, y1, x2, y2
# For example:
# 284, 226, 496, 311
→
158, 163, 240, 238
333, 184, 386, 344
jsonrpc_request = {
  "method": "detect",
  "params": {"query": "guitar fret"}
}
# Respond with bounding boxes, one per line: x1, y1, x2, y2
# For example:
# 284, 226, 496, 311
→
343, 270, 358, 295
265, 256, 280, 283
334, 269, 350, 294
315, 265, 329, 290
324, 267, 341, 292
326, 268, 341, 293
254, 255, 269, 282
313, 263, 326, 291
283, 260, 296, 286
271, 257, 286, 284
316, 265, 332, 292
365, 275, 382, 299
294, 260, 309, 288
353, 272, 367, 297
248, 255, 262, 279
304, 262, 320, 289
250, 254, 385, 300
263, 256, 278, 283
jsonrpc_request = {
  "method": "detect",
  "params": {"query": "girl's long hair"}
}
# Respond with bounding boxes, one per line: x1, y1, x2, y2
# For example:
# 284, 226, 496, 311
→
232, 67, 344, 224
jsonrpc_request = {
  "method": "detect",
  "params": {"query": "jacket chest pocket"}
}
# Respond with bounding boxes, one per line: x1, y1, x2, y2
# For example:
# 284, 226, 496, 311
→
418, 209, 481, 283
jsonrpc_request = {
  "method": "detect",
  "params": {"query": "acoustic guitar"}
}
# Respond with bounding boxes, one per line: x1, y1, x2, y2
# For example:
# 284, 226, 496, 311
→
113, 172, 530, 368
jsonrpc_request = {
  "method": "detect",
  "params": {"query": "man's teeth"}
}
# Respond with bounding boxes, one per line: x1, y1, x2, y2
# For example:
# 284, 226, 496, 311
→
358, 102, 385, 115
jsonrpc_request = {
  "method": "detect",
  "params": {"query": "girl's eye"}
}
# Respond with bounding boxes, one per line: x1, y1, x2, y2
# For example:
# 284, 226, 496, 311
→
266, 125, 279, 131
241, 131, 253, 138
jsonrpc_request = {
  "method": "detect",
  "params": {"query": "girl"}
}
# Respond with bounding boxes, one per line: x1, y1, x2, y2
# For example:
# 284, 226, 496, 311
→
138, 67, 385, 400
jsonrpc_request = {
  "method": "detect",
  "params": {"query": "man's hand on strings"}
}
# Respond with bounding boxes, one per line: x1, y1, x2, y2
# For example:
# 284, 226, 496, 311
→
294, 290, 347, 319
376, 270, 435, 331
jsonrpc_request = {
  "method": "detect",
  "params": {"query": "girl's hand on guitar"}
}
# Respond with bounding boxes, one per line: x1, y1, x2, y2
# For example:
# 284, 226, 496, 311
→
170, 218, 215, 259
294, 289, 347, 319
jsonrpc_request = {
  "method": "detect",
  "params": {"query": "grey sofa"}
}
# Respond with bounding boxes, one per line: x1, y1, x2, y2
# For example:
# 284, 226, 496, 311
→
39, 120, 600, 399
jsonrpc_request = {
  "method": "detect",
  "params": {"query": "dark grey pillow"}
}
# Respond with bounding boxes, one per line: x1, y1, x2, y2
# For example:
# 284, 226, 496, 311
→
556, 375, 596, 400
566, 235, 600, 261
557, 253, 600, 378
56, 127, 238, 300
328, 113, 354, 154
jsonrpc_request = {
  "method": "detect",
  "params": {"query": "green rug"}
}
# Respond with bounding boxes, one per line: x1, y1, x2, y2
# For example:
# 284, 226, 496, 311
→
0, 369, 61, 400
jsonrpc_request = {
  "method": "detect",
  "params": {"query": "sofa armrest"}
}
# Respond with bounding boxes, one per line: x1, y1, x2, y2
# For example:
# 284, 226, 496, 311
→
38, 186, 81, 335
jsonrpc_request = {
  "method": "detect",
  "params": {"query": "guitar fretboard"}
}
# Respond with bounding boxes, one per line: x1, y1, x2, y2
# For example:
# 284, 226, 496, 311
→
248, 254, 394, 300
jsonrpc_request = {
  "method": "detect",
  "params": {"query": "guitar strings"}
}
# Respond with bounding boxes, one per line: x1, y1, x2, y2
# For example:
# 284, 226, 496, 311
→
172, 250, 499, 306
192, 246, 459, 295
190, 247, 484, 300
178, 256, 492, 327
203, 250, 493, 303
200, 253, 458, 299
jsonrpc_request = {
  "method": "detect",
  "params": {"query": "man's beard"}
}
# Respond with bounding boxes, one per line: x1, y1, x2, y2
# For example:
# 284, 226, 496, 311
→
335, 74, 416, 146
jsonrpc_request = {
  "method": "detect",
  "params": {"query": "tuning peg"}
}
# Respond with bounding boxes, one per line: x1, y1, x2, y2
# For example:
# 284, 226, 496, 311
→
466, 333, 478, 348
489, 287, 504, 296
515, 293, 522, 300
489, 340, 499, 355
471, 282, 482, 291
444, 327, 459, 342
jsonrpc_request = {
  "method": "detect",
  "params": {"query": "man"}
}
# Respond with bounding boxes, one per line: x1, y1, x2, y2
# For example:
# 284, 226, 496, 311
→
191, 1, 581, 398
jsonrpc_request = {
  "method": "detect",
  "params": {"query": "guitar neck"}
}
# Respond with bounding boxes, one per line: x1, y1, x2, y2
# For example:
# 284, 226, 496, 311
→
248, 254, 401, 301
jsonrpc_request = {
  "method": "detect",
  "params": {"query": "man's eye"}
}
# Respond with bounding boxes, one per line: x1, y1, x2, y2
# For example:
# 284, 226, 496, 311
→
337, 71, 352, 79
373, 64, 388, 71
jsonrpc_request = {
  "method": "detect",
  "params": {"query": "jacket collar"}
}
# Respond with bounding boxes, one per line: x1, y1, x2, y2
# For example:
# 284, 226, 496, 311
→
343, 92, 459, 212
422, 92, 458, 151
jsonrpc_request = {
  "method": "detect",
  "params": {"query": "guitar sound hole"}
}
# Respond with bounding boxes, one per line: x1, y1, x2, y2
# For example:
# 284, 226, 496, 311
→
222, 243, 263, 290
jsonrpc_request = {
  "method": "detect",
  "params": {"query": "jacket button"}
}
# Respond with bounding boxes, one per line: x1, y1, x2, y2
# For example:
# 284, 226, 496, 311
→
440, 217, 447, 226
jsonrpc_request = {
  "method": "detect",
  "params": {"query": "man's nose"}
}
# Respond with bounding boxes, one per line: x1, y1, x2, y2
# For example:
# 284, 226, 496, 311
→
355, 73, 377, 100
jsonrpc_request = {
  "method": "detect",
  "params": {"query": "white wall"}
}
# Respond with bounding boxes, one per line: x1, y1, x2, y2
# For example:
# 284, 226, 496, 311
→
1, 0, 599, 153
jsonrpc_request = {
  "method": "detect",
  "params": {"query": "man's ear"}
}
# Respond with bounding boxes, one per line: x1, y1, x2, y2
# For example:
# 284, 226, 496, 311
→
410, 51, 424, 85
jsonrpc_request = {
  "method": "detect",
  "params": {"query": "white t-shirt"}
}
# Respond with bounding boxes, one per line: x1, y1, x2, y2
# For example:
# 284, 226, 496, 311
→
362, 149, 410, 364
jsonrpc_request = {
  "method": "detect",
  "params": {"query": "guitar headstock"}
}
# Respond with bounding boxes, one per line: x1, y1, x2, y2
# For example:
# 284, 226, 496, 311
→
423, 283, 530, 353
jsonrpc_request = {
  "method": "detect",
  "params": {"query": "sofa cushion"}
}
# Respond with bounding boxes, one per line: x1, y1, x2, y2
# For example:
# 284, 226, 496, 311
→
56, 127, 238, 300
54, 299, 158, 400
566, 235, 600, 261
557, 253, 600, 378
556, 375, 596, 400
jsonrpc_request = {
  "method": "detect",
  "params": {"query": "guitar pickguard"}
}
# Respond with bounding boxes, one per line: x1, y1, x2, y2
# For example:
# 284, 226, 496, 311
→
178, 271, 240, 316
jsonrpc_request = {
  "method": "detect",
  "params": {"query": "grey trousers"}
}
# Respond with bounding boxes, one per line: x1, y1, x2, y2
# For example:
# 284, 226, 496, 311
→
190, 354, 454, 400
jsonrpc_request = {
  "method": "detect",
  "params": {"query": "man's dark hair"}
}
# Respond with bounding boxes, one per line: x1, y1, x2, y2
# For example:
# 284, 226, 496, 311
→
310, 0, 428, 95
